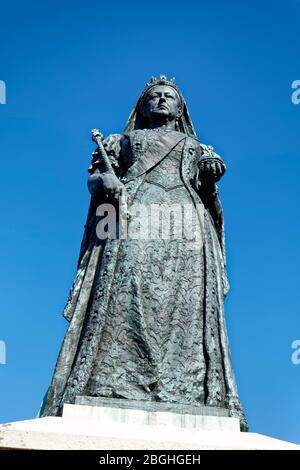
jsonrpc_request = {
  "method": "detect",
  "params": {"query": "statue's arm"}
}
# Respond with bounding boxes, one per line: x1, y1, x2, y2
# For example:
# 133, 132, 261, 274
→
88, 134, 126, 198
195, 144, 226, 234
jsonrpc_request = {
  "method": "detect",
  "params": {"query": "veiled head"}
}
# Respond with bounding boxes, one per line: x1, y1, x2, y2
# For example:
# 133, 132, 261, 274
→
124, 75, 197, 138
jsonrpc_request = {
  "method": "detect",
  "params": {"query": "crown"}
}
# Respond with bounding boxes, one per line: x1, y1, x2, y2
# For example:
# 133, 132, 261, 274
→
146, 74, 177, 87
141, 74, 182, 102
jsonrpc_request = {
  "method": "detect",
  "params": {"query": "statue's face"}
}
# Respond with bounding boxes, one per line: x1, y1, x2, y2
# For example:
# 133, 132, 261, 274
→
141, 85, 181, 122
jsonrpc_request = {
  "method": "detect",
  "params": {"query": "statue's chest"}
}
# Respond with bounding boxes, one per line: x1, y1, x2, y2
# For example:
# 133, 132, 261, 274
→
124, 130, 184, 189
144, 141, 184, 189
126, 130, 183, 165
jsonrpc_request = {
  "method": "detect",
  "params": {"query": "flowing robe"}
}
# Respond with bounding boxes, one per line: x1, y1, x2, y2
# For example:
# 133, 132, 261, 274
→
41, 129, 246, 429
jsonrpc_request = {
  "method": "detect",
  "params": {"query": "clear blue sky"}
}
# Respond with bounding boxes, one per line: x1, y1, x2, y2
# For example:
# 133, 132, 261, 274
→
0, 0, 299, 444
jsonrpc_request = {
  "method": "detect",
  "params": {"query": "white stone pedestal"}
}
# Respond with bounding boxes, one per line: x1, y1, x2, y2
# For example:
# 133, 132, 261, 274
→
0, 403, 299, 450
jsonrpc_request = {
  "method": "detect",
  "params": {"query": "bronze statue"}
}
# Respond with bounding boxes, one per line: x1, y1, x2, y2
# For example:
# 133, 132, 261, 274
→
40, 75, 247, 430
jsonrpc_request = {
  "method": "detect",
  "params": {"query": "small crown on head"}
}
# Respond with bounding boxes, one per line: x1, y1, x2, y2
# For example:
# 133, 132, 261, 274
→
146, 74, 177, 87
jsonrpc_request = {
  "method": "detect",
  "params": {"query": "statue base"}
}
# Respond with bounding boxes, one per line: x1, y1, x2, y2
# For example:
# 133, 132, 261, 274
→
72, 396, 234, 431
0, 401, 299, 450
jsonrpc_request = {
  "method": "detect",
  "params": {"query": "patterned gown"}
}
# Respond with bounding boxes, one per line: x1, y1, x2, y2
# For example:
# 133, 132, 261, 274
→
41, 129, 247, 430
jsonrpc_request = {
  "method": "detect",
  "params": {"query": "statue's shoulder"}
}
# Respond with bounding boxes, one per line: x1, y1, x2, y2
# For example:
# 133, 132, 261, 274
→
123, 129, 144, 139
183, 134, 201, 147
182, 138, 224, 163
103, 133, 132, 157
103, 133, 123, 150
182, 135, 202, 159
182, 136, 221, 156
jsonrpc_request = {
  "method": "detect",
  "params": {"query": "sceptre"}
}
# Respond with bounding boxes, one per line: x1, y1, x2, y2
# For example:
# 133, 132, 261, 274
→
91, 129, 130, 221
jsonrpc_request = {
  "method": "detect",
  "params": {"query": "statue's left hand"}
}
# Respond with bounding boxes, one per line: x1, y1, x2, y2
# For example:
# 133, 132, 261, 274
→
197, 145, 226, 184
198, 156, 226, 183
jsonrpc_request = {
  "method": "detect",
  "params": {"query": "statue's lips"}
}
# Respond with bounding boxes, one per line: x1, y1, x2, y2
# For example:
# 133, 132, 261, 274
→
156, 105, 169, 111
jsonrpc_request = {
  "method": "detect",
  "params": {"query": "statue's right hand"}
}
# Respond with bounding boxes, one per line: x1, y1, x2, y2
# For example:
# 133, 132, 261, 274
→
101, 172, 126, 199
